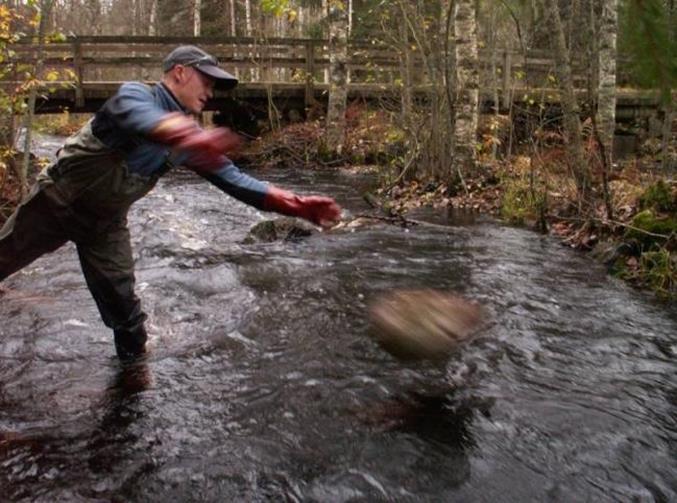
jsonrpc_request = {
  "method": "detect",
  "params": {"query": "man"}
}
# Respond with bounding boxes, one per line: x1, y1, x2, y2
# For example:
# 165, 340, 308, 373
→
0, 45, 341, 360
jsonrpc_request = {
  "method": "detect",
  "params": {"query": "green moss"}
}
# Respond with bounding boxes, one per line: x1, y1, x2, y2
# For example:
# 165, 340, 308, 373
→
625, 210, 677, 249
640, 249, 676, 300
639, 180, 676, 213
350, 151, 366, 164
317, 141, 337, 163
610, 247, 676, 300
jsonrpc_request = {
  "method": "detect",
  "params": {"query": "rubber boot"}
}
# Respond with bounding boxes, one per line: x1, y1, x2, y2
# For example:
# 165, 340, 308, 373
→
114, 325, 148, 361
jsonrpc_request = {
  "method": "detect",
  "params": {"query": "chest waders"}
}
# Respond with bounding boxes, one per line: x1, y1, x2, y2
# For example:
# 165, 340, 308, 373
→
0, 121, 168, 359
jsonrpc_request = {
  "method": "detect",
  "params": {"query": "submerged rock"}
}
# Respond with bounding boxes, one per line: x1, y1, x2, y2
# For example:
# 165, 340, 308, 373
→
243, 216, 385, 244
369, 289, 485, 362
243, 217, 317, 244
331, 216, 382, 231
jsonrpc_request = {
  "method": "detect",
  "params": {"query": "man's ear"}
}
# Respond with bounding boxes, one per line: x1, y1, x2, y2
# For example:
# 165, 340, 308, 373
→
170, 66, 185, 85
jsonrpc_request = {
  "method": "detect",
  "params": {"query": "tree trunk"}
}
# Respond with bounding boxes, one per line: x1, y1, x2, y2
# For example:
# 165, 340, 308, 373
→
87, 0, 102, 35
488, 6, 500, 160
322, 0, 329, 83
452, 0, 480, 177
158, 0, 192, 36
131, 0, 138, 35
245, 0, 252, 35
228, 0, 238, 78
661, 0, 675, 171
297, 5, 306, 37
346, 0, 352, 83
543, 0, 590, 206
193, 0, 201, 36
244, 0, 257, 80
229, 0, 236, 36
596, 0, 618, 168
149, 0, 158, 35
325, 0, 348, 154
347, 0, 353, 36
132, 0, 142, 78
21, 0, 54, 198
398, 6, 413, 121
661, 102, 674, 171
435, 0, 452, 180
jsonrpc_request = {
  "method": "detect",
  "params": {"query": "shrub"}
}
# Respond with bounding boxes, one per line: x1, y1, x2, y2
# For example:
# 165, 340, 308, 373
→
625, 209, 677, 250
500, 174, 547, 226
640, 249, 676, 300
639, 180, 677, 213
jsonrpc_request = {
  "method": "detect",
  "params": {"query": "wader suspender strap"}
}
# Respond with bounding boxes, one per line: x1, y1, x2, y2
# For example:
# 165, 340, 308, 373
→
133, 84, 179, 177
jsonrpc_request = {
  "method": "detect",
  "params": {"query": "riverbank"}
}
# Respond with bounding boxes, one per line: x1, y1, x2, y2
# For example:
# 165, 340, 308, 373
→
240, 115, 676, 301
0, 113, 89, 222
0, 153, 44, 224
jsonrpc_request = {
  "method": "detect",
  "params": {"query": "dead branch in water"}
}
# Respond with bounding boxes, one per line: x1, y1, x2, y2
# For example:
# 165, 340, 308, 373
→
353, 213, 458, 231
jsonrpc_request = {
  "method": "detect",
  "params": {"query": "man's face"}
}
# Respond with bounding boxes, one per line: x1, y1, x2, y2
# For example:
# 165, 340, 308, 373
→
171, 65, 215, 114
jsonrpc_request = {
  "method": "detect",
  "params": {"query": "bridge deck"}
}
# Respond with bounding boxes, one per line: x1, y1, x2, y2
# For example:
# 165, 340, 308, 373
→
15, 80, 664, 123
4, 36, 666, 122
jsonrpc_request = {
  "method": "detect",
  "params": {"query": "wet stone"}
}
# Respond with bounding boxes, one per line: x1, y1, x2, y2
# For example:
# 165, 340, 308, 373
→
242, 217, 317, 244
243, 216, 388, 245
368, 289, 485, 362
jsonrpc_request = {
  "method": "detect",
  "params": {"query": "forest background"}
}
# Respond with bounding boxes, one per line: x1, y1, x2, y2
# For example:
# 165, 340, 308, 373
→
0, 0, 675, 299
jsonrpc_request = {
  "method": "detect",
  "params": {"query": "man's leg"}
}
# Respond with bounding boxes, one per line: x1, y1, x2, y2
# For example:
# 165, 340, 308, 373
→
76, 221, 148, 360
0, 185, 69, 281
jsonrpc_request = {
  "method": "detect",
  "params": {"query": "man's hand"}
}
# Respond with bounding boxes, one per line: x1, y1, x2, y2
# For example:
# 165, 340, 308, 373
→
294, 195, 343, 228
150, 112, 243, 162
263, 186, 342, 228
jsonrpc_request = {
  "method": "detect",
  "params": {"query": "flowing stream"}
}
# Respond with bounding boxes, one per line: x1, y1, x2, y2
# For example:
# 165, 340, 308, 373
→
1, 135, 675, 501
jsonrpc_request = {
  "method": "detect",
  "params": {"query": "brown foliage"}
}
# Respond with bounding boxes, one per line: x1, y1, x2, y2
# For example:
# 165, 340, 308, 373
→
0, 152, 41, 226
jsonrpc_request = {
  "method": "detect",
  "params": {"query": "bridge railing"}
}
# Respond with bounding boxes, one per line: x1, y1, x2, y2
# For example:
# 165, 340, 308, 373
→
7, 35, 634, 109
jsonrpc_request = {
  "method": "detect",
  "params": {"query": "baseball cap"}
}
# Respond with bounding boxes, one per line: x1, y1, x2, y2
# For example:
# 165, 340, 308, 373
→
163, 45, 238, 90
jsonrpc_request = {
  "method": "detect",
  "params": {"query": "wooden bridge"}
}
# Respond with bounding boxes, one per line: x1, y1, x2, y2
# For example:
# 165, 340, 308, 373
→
5, 36, 663, 123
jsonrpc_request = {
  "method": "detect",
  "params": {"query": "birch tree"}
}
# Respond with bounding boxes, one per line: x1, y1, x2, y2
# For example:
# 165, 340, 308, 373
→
193, 0, 201, 36
229, 0, 236, 36
596, 0, 618, 167
245, 0, 252, 35
325, 0, 348, 153
397, 4, 413, 121
148, 0, 157, 35
347, 0, 352, 36
452, 0, 480, 175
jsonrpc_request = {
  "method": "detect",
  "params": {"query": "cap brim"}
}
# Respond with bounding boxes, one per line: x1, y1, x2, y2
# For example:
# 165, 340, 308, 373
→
195, 65, 238, 90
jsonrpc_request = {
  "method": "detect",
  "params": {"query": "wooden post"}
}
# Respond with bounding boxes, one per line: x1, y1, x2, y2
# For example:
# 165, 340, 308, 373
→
72, 38, 85, 109
305, 40, 315, 107
501, 49, 512, 110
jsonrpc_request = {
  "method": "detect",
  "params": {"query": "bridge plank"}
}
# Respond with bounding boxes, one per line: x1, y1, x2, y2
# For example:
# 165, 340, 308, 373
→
2, 36, 652, 118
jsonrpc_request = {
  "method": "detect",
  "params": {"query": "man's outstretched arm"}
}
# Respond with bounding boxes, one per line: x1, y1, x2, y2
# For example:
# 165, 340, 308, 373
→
102, 83, 241, 163
198, 159, 341, 228
105, 84, 341, 227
